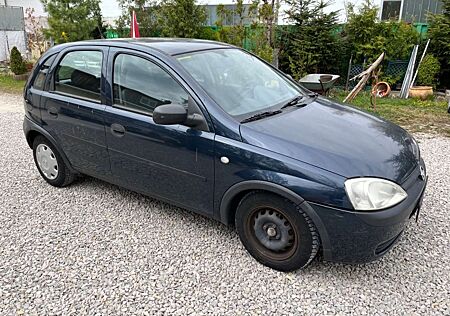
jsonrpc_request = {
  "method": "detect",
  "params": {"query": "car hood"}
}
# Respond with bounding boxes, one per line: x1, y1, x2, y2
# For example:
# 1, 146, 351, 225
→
240, 97, 418, 184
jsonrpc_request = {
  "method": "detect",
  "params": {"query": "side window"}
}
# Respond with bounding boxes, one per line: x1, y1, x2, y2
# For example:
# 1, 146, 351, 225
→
54, 50, 102, 102
113, 54, 188, 115
32, 54, 56, 90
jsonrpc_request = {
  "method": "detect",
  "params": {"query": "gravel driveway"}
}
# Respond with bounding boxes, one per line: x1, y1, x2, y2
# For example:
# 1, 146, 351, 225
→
0, 92, 448, 315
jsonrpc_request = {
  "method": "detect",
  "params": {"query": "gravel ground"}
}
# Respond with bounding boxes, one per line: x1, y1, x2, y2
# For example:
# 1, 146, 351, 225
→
0, 92, 449, 315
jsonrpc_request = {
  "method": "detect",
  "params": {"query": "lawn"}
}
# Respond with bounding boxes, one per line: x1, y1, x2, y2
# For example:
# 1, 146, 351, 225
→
0, 74, 26, 94
330, 90, 450, 137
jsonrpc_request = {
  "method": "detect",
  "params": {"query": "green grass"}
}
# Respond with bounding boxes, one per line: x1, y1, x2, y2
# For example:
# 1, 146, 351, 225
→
330, 90, 450, 137
0, 74, 26, 94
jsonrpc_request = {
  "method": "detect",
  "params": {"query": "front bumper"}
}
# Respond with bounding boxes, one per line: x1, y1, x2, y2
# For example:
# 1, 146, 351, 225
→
308, 158, 427, 263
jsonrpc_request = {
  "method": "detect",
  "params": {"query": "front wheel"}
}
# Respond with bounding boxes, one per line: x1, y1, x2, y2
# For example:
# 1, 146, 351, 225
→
235, 191, 320, 271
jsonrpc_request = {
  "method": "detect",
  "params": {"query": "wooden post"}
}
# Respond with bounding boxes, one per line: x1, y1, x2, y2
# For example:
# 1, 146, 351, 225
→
344, 52, 385, 103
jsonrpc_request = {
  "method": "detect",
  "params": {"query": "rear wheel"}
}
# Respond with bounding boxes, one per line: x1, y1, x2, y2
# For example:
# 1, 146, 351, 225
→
32, 136, 76, 187
235, 191, 320, 271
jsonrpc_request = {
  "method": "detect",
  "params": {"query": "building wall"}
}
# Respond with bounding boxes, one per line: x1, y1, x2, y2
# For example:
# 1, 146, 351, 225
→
204, 4, 256, 26
0, 5, 26, 61
323, 0, 443, 23
401, 0, 443, 23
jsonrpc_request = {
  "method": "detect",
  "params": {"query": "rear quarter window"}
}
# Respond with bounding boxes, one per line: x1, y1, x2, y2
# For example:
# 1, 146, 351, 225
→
31, 54, 56, 90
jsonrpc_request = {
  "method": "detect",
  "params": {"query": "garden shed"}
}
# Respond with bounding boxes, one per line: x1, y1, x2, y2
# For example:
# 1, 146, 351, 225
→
0, 5, 27, 62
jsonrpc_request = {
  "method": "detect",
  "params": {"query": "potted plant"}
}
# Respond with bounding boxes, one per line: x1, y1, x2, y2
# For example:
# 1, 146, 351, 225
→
9, 47, 29, 80
409, 54, 440, 100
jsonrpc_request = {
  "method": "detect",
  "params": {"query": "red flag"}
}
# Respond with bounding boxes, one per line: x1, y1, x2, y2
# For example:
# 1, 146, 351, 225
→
130, 10, 140, 38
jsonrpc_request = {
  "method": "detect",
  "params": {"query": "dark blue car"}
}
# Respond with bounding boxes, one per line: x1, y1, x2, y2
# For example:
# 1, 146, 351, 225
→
23, 39, 427, 271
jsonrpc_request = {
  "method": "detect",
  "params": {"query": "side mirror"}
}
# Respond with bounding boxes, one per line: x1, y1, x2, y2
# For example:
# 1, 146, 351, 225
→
153, 103, 187, 125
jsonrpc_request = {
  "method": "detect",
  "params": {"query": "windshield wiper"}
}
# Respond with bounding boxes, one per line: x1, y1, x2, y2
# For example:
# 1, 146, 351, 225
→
281, 93, 318, 109
241, 110, 283, 123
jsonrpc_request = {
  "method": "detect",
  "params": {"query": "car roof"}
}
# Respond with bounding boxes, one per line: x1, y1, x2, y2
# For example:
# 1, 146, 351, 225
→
54, 38, 233, 56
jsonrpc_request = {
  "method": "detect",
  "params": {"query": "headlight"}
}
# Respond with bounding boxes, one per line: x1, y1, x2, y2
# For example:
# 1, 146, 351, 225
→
345, 178, 407, 211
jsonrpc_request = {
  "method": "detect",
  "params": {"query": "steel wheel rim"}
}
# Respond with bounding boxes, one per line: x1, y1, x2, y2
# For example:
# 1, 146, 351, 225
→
36, 144, 58, 180
246, 206, 298, 261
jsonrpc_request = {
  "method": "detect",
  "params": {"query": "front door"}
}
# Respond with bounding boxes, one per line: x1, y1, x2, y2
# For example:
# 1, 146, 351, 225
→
41, 48, 110, 176
103, 50, 215, 215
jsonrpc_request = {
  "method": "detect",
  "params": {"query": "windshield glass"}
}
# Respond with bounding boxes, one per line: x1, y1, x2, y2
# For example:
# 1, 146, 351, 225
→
176, 49, 303, 118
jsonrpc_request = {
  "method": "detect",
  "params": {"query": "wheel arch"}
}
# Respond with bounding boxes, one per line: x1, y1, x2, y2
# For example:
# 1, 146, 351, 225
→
219, 180, 332, 260
25, 130, 41, 148
219, 180, 303, 225
24, 118, 76, 173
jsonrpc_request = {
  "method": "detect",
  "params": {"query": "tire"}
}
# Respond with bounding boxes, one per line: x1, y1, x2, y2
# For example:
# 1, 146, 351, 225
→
235, 191, 320, 271
32, 135, 76, 187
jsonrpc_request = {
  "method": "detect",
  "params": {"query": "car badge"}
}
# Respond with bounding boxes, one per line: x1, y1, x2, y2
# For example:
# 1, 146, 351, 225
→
419, 166, 426, 180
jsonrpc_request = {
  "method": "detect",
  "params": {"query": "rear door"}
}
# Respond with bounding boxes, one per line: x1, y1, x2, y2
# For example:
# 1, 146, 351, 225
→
103, 48, 215, 215
40, 46, 110, 176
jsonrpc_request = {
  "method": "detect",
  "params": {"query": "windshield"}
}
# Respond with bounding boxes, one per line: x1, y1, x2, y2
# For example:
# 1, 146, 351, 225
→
176, 49, 303, 119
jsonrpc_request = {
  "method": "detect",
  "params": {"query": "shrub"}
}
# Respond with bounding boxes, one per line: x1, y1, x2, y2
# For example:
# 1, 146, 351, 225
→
416, 54, 440, 88
198, 27, 220, 41
10, 47, 27, 75
428, 0, 450, 88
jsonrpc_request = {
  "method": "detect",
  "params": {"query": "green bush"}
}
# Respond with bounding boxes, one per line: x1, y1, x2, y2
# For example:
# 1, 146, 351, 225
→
10, 47, 27, 75
198, 27, 220, 41
428, 0, 450, 88
417, 54, 440, 88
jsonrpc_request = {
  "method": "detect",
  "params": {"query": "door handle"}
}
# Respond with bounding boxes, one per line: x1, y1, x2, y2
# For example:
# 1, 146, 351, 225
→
111, 123, 125, 136
48, 107, 58, 117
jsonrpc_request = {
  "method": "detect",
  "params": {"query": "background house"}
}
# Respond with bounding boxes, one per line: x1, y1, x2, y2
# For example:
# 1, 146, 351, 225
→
0, 0, 47, 61
203, 3, 256, 26
322, 0, 444, 23
379, 0, 443, 22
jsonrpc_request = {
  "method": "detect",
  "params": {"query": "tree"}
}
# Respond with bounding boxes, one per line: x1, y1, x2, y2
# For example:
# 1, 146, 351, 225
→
254, 0, 280, 64
90, 2, 106, 39
10, 47, 27, 75
428, 0, 450, 88
116, 0, 161, 37
344, 0, 418, 63
157, 0, 207, 38
42, 0, 102, 43
214, 0, 278, 63
25, 7, 46, 57
215, 0, 255, 47
280, 0, 340, 79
